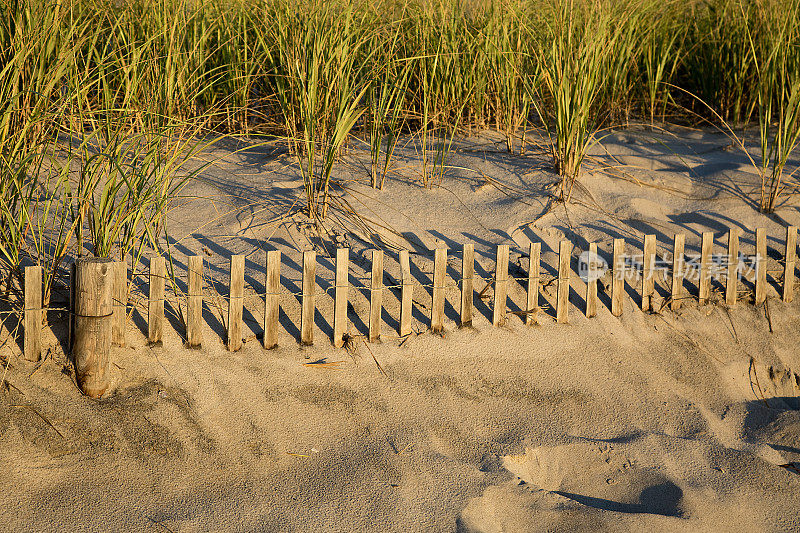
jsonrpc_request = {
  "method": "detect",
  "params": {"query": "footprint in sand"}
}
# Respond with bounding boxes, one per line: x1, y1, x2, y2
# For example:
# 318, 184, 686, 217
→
501, 442, 685, 518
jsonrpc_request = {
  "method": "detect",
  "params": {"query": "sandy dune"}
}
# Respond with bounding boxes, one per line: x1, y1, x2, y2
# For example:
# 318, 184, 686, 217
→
2, 128, 799, 532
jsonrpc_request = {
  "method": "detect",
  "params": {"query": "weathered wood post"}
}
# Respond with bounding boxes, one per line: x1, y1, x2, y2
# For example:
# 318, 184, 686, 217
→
460, 243, 474, 328
725, 228, 739, 306
585, 243, 598, 318
23, 265, 42, 362
611, 238, 625, 317
333, 248, 349, 348
73, 258, 113, 398
399, 250, 413, 337
755, 228, 767, 305
369, 249, 384, 343
300, 250, 316, 345
430, 248, 447, 333
699, 232, 713, 305
186, 255, 203, 348
783, 226, 796, 302
227, 255, 244, 351
112, 260, 127, 347
492, 244, 509, 327
671, 233, 685, 311
641, 234, 656, 312
556, 241, 572, 324
148, 255, 165, 345
263, 250, 281, 349
527, 242, 541, 325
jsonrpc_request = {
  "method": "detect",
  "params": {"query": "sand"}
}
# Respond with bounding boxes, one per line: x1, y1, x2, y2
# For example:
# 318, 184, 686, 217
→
1, 126, 799, 532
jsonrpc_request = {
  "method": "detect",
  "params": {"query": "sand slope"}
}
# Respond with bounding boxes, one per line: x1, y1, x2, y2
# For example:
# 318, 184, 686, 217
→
1, 128, 799, 532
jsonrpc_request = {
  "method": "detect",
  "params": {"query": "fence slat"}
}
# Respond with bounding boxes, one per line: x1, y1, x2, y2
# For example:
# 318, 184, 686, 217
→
369, 250, 384, 342
399, 250, 413, 337
301, 251, 316, 345
187, 255, 203, 348
527, 242, 541, 325
641, 235, 656, 312
556, 241, 572, 324
671, 234, 685, 311
783, 226, 796, 302
725, 228, 739, 306
612, 238, 625, 317
227, 255, 244, 351
586, 243, 598, 318
263, 250, 281, 349
333, 248, 349, 348
431, 248, 447, 333
755, 228, 767, 305
699, 232, 713, 305
493, 244, 509, 327
460, 243, 474, 328
23, 265, 42, 362
112, 260, 127, 347
148, 255, 165, 344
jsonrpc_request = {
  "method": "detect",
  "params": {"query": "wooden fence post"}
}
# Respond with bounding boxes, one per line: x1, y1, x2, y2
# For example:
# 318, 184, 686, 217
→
671, 234, 685, 311
369, 249, 383, 342
612, 238, 625, 317
755, 228, 767, 305
186, 255, 203, 348
300, 250, 316, 345
333, 248, 349, 348
227, 255, 244, 351
783, 226, 796, 302
586, 243, 598, 318
23, 265, 42, 362
527, 242, 541, 325
699, 232, 713, 305
73, 258, 113, 398
725, 228, 739, 306
556, 241, 572, 324
112, 260, 127, 347
148, 255, 165, 345
263, 250, 281, 349
641, 234, 656, 312
460, 243, 474, 328
431, 248, 447, 333
493, 244, 509, 327
399, 250, 413, 337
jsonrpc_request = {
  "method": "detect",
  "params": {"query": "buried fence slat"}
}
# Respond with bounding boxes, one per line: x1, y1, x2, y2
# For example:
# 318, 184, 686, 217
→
642, 235, 656, 312
783, 226, 796, 302
23, 265, 42, 362
725, 228, 740, 306
699, 232, 713, 305
300, 251, 316, 345
186, 255, 203, 348
227, 255, 244, 351
431, 248, 447, 333
671, 234, 685, 311
527, 242, 541, 325
112, 260, 127, 347
148, 255, 165, 344
612, 238, 625, 317
493, 244, 510, 327
755, 228, 767, 305
460, 243, 474, 328
556, 241, 572, 324
399, 250, 413, 337
586, 243, 598, 318
333, 248, 349, 348
73, 258, 113, 398
263, 250, 281, 349
69, 263, 76, 349
369, 250, 384, 342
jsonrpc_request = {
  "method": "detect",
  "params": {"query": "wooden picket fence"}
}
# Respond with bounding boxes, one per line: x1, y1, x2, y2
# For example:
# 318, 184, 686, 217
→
19, 225, 799, 359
